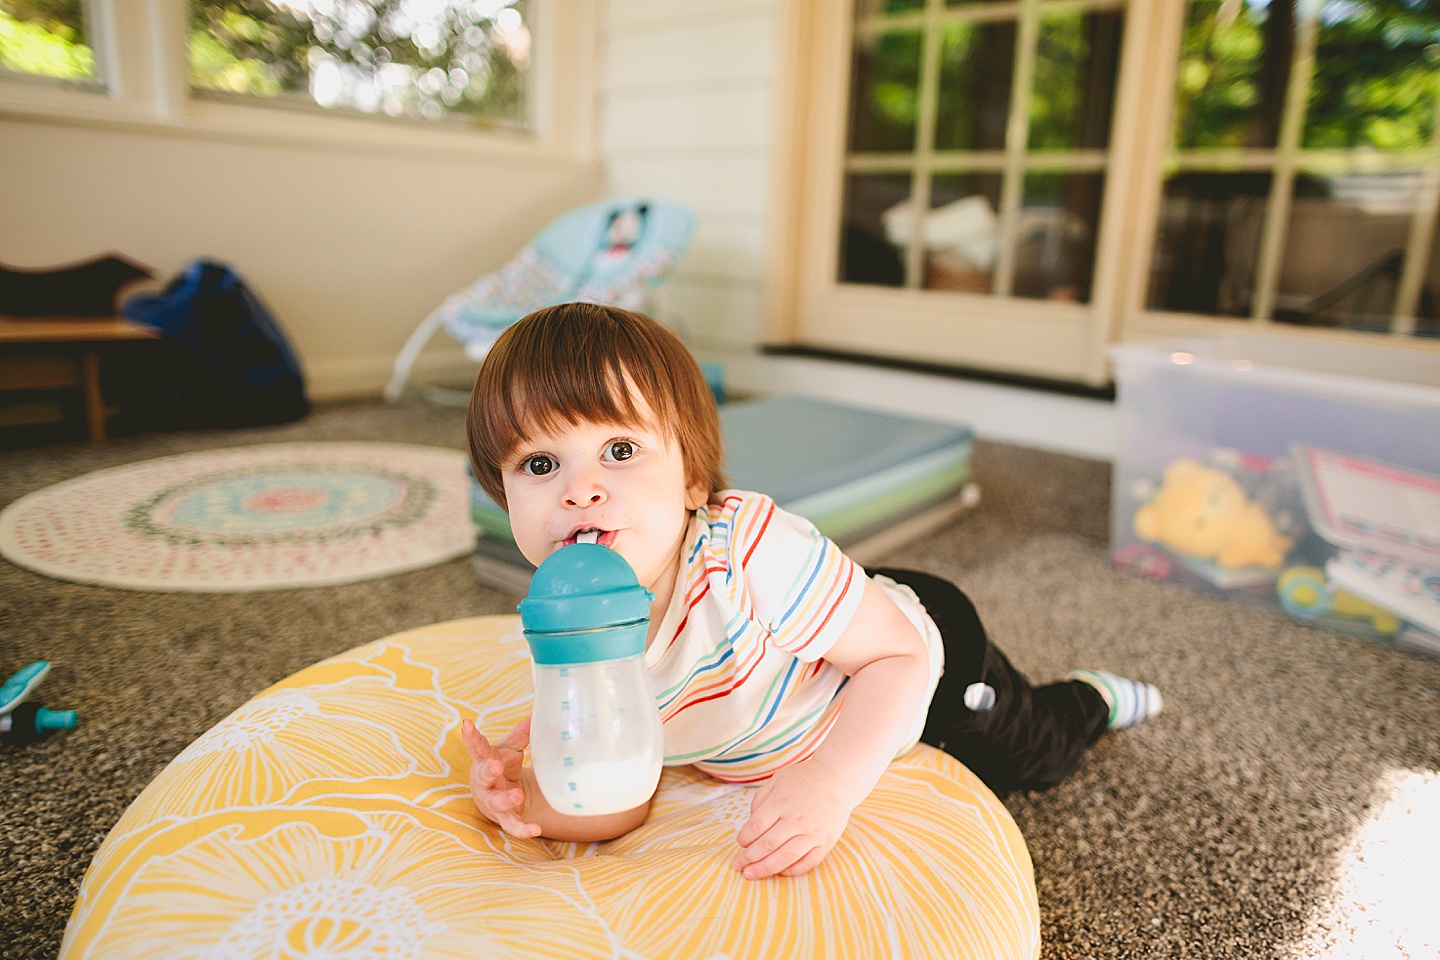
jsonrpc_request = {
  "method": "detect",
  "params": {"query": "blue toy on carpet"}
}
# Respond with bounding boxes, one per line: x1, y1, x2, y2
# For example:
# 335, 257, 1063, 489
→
0, 661, 77, 744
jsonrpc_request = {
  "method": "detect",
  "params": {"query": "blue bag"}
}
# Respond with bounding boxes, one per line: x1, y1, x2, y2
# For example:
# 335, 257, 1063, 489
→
123, 259, 308, 427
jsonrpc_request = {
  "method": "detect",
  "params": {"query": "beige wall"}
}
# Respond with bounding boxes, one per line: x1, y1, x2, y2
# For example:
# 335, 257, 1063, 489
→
0, 115, 603, 399
599, 0, 780, 351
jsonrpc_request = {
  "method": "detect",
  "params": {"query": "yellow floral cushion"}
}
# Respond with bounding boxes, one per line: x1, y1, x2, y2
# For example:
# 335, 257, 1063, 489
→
62, 616, 1039, 959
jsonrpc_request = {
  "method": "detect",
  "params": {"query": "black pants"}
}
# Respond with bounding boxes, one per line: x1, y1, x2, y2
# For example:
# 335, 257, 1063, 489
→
869, 568, 1110, 795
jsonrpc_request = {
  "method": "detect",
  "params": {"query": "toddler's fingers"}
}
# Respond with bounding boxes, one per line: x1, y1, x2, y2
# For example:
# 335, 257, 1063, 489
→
778, 846, 829, 878
468, 753, 510, 789
495, 813, 543, 839
497, 715, 531, 751
735, 789, 777, 848
460, 719, 495, 761
738, 834, 817, 881
497, 748, 525, 782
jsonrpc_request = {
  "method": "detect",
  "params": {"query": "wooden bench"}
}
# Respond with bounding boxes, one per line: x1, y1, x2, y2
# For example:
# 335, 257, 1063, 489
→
0, 315, 161, 442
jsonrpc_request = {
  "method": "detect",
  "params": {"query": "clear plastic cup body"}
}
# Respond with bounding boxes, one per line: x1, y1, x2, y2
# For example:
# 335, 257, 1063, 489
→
529, 653, 663, 816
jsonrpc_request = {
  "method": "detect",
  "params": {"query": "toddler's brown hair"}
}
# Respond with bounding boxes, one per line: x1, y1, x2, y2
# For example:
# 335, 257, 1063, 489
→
467, 302, 726, 510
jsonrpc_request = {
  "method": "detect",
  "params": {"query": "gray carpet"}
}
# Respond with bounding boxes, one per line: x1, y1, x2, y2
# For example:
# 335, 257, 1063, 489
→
3, 398, 1438, 959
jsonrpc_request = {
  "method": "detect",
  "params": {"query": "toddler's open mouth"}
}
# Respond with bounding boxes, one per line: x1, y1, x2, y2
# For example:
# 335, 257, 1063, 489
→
566, 527, 616, 547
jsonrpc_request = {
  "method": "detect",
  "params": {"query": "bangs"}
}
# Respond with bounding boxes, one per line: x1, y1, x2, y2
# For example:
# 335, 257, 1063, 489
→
488, 351, 653, 457
467, 302, 718, 509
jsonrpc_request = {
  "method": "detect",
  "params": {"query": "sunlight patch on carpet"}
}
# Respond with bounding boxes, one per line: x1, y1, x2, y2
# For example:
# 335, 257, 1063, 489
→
1299, 769, 1439, 959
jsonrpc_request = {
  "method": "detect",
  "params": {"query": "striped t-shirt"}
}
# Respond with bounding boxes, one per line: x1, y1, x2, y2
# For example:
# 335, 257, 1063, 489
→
646, 490, 943, 783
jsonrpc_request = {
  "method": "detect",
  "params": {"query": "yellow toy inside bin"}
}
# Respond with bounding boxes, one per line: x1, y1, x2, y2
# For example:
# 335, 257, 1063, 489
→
62, 616, 1040, 960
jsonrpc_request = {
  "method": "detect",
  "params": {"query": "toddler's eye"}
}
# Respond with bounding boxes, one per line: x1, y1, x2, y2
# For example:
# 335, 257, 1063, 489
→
521, 455, 556, 476
604, 440, 636, 462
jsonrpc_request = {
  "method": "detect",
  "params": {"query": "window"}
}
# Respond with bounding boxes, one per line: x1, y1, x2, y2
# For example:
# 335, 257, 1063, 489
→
0, 1, 546, 143
1148, 0, 1440, 338
189, 1, 530, 127
839, 0, 1125, 303
0, 0, 101, 86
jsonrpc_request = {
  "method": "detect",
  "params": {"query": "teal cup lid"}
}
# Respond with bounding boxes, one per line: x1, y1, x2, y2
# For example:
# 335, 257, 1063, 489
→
519, 543, 654, 665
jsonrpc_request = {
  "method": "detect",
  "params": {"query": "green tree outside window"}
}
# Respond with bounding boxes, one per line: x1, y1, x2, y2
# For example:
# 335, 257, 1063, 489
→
0, 0, 96, 82
189, 1, 529, 126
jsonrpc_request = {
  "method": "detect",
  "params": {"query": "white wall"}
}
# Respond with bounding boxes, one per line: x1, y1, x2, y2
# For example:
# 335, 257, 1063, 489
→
599, 0, 778, 351
1, 0, 608, 400
0, 115, 603, 399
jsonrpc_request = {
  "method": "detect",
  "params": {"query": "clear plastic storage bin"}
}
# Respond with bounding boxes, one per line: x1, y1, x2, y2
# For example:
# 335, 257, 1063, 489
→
1110, 335, 1440, 657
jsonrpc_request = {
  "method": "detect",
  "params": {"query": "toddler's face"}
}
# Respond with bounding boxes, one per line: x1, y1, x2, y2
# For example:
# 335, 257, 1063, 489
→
500, 391, 705, 598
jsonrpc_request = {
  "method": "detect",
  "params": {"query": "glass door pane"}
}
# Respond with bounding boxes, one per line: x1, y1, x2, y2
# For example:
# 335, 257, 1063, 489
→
848, 27, 923, 151
839, 0, 1127, 306
839, 172, 912, 286
1028, 7, 1123, 151
1145, 0, 1440, 338
934, 20, 1014, 151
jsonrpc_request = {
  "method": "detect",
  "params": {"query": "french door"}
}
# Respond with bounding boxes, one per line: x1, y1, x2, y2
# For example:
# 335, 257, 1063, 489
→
778, 0, 1440, 387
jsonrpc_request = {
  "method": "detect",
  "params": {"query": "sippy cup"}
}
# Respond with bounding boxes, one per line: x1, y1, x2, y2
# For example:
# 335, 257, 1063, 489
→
518, 542, 664, 816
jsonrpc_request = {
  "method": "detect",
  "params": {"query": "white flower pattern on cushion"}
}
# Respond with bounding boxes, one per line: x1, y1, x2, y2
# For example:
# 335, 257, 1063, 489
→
121, 672, 457, 824
79, 811, 624, 960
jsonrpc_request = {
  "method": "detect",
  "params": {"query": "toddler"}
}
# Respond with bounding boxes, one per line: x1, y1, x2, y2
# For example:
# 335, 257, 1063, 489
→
461, 302, 1161, 880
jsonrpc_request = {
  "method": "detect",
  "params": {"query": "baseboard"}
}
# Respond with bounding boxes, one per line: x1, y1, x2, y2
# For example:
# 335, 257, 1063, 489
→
303, 350, 477, 402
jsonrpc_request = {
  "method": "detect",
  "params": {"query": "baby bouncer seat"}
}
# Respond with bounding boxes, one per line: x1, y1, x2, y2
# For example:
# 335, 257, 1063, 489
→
384, 197, 697, 402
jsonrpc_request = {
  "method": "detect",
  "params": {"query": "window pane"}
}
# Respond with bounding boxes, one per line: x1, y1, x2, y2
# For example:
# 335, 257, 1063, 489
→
1029, 9, 1124, 151
1147, 172, 1272, 316
934, 20, 1015, 152
0, 0, 97, 83
839, 173, 912, 286
188, 1, 529, 126
1174, 0, 1295, 149
1013, 172, 1105, 303
1273, 172, 1418, 332
924, 174, 1004, 293
1303, 0, 1440, 150
847, 29, 923, 152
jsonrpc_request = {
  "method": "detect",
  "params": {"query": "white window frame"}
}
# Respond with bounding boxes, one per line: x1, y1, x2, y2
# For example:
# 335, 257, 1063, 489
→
0, 0, 598, 164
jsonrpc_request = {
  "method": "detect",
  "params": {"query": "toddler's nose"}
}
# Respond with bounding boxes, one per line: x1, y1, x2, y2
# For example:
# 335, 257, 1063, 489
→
563, 470, 607, 508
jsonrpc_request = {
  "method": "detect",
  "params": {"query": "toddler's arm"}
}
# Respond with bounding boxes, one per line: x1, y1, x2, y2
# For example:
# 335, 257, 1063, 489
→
733, 577, 931, 880
462, 716, 652, 842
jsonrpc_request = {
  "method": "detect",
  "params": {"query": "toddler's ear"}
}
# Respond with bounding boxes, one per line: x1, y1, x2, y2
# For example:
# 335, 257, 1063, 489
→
685, 484, 708, 511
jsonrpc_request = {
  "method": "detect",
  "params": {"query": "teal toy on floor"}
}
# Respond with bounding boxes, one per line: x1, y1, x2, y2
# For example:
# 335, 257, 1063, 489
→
0, 661, 78, 744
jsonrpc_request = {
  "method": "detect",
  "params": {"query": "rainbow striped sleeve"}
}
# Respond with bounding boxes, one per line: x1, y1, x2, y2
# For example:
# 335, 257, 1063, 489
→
727, 494, 865, 663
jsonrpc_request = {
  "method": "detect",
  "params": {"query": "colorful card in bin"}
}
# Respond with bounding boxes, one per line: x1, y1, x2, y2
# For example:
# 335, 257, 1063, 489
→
1291, 443, 1440, 568
1290, 443, 1440, 645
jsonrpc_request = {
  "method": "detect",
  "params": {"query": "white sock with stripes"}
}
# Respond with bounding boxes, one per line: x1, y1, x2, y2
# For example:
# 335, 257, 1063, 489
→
1067, 669, 1163, 730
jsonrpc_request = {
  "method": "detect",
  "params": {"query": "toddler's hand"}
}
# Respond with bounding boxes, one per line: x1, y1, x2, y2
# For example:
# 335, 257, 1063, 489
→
461, 716, 542, 839
732, 758, 855, 880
